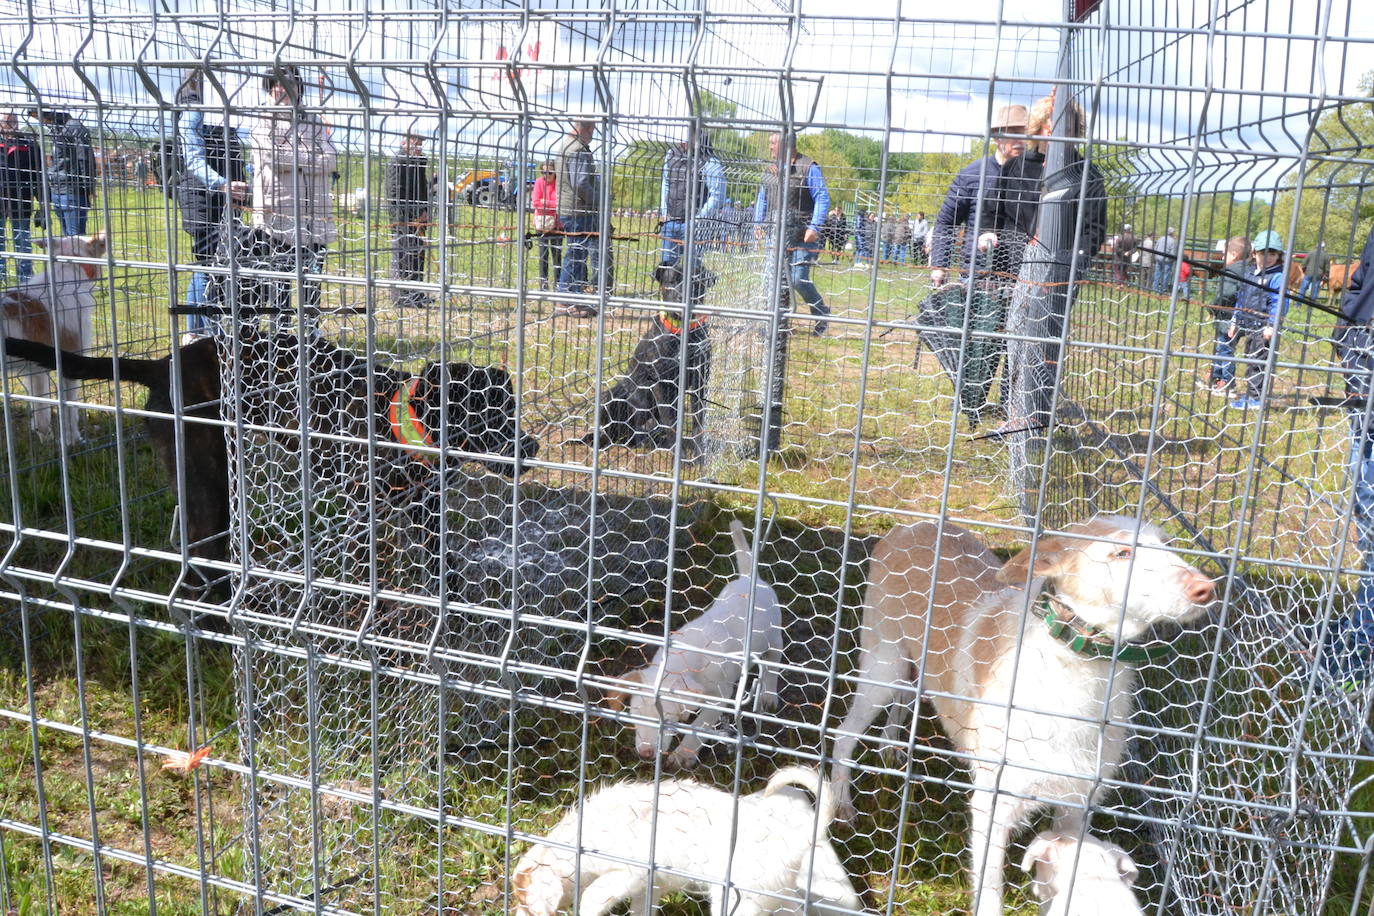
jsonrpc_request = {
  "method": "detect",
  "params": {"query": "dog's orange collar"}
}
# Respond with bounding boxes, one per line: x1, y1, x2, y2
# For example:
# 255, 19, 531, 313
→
657, 310, 708, 334
388, 377, 433, 462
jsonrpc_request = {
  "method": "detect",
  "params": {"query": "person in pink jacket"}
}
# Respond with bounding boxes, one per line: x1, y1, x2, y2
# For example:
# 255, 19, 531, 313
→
530, 160, 561, 291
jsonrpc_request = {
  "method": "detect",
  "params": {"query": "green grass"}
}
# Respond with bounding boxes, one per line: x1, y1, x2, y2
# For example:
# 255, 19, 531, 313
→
0, 190, 1369, 912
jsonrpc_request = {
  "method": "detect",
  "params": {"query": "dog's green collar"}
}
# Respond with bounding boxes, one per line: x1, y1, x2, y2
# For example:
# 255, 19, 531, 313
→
1035, 594, 1172, 664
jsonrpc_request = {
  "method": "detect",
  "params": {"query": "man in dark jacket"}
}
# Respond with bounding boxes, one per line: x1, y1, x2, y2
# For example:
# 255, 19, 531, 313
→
929, 104, 1028, 287
1205, 236, 1250, 393
0, 112, 42, 284
659, 126, 724, 270
1329, 223, 1374, 686
555, 119, 602, 316
29, 107, 96, 236
386, 132, 432, 309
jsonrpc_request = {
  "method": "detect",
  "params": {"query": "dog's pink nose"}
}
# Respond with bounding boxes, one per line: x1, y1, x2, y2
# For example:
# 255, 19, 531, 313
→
1183, 573, 1214, 605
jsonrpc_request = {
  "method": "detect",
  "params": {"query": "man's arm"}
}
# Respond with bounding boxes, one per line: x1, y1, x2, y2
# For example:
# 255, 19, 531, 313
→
659, 160, 669, 218
698, 155, 726, 220
928, 173, 969, 272
804, 161, 828, 239
177, 110, 226, 191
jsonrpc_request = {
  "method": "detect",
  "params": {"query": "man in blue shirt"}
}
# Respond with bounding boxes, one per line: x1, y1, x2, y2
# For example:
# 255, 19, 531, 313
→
754, 131, 831, 335
659, 126, 725, 290
929, 104, 1028, 287
173, 68, 249, 338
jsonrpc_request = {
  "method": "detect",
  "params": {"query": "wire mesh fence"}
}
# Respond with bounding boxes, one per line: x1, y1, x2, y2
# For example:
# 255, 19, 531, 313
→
0, 0, 1371, 914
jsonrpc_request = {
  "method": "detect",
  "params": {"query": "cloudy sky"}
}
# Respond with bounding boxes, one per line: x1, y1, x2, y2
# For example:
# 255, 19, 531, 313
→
0, 0, 1366, 193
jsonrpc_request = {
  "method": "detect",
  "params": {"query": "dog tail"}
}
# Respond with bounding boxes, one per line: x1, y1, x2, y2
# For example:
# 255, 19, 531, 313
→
729, 519, 756, 580
764, 765, 837, 830
4, 336, 167, 389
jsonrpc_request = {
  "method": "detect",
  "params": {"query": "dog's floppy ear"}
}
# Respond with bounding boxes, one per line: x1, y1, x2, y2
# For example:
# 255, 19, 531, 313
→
997, 535, 1072, 586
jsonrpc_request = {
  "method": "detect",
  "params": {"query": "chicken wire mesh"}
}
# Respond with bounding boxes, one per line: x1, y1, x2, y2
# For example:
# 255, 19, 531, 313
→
0, 0, 1371, 914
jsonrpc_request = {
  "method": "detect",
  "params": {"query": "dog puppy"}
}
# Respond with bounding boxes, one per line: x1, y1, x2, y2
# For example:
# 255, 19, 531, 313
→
607, 520, 783, 769
0, 233, 105, 437
830, 516, 1213, 916
1021, 831, 1144, 916
583, 266, 713, 452
512, 765, 862, 916
3, 331, 538, 597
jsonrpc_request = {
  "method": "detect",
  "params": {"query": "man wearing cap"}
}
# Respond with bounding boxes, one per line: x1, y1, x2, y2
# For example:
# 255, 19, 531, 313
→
1330, 221, 1374, 687
928, 104, 1027, 287
386, 131, 432, 309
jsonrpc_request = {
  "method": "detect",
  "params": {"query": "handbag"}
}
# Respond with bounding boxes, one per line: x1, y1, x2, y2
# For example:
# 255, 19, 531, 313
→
533, 213, 559, 233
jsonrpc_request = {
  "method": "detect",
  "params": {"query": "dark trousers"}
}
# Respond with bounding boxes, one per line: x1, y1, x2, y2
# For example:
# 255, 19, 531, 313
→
391, 229, 428, 306
1237, 328, 1273, 400
537, 231, 563, 287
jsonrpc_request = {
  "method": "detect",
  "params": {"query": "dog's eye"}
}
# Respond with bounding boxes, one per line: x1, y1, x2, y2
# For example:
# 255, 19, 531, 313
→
1113, 547, 1133, 560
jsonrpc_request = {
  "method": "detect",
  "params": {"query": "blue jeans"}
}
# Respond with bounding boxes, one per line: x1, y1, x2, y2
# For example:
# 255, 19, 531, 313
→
186, 271, 219, 336
557, 213, 601, 295
52, 191, 90, 236
1210, 318, 1234, 384
1153, 259, 1171, 294
1328, 427, 1374, 680
0, 215, 33, 283
1300, 275, 1322, 299
769, 232, 830, 332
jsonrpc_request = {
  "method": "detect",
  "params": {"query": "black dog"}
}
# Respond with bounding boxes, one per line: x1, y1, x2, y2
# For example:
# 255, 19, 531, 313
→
582, 260, 715, 451
3, 331, 539, 595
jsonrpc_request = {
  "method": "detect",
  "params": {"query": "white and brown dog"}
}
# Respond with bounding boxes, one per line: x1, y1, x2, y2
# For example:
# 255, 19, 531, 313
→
0, 234, 104, 437
829, 515, 1213, 916
607, 519, 784, 769
511, 766, 863, 916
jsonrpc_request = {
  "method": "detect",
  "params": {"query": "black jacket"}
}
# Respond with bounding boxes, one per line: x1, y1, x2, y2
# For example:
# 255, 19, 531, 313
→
0, 129, 41, 208
385, 154, 430, 224
1335, 227, 1374, 430
1210, 260, 1246, 320
992, 147, 1107, 275
43, 114, 96, 197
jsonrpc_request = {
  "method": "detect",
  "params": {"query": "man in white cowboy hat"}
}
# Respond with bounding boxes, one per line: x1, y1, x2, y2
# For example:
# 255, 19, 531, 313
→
929, 103, 1028, 287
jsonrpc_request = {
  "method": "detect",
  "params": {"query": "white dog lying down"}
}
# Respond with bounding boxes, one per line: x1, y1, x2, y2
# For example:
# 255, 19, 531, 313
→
1021, 831, 1144, 916
829, 515, 1213, 916
607, 519, 784, 768
511, 765, 864, 916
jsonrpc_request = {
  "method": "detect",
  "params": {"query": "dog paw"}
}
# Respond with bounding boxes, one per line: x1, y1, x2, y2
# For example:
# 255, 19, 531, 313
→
667, 749, 700, 771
